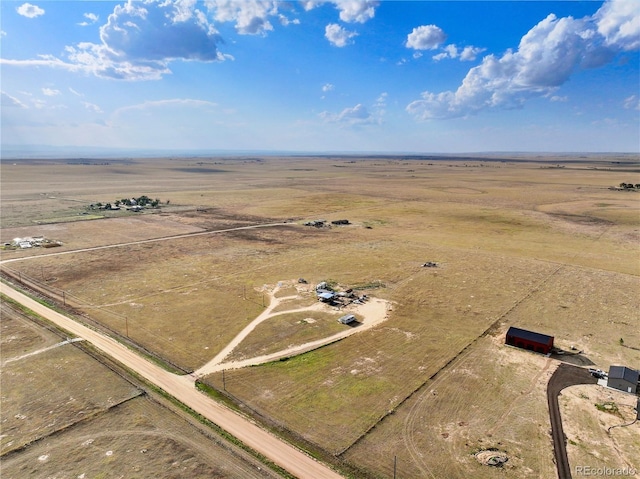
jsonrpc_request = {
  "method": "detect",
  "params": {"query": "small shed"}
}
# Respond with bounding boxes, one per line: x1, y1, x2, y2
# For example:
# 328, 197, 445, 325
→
317, 291, 335, 302
338, 314, 356, 324
505, 327, 554, 355
607, 366, 639, 394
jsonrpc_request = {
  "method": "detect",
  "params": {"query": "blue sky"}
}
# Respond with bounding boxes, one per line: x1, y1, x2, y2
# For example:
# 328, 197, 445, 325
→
1, 0, 639, 153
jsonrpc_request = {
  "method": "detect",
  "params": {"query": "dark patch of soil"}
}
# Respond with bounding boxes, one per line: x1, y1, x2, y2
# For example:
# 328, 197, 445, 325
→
547, 213, 614, 226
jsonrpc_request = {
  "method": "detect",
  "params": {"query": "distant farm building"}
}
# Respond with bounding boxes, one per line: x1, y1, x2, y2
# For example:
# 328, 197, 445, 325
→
331, 219, 350, 225
338, 314, 356, 324
11, 236, 61, 249
607, 366, 639, 394
505, 327, 554, 355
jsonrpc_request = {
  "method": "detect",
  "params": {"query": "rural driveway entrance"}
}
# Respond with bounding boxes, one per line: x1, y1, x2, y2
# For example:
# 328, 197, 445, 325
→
547, 363, 597, 479
0, 281, 344, 479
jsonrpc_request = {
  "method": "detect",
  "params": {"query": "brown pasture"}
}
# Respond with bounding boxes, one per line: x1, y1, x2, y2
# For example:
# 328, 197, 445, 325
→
0, 300, 280, 479
560, 384, 639, 475
226, 309, 351, 362
1, 155, 639, 478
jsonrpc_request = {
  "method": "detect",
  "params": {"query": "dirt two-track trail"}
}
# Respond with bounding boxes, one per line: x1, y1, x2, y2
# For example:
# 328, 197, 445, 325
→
0, 282, 344, 479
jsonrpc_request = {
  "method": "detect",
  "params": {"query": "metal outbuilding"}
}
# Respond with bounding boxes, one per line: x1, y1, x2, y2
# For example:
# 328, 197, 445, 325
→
607, 366, 639, 394
338, 314, 356, 324
317, 291, 335, 302
505, 326, 554, 355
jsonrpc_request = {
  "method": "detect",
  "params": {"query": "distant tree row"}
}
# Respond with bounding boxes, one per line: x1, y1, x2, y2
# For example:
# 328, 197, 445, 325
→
618, 182, 640, 189
114, 195, 162, 207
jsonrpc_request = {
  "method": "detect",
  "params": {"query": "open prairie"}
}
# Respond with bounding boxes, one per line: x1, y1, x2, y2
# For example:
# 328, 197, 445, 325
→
1, 154, 639, 478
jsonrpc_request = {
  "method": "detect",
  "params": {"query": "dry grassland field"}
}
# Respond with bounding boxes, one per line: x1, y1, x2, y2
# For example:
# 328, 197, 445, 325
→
0, 299, 278, 479
1, 154, 639, 478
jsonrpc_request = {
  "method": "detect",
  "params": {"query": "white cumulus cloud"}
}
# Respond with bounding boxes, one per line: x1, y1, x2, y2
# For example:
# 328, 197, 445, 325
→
406, 25, 446, 50
301, 1, 379, 23
64, 1, 228, 80
2, 1, 238, 80
16, 3, 44, 18
406, 0, 640, 120
322, 83, 335, 92
433, 44, 485, 62
334, 0, 379, 23
325, 23, 357, 47
206, 0, 278, 35
595, 0, 640, 51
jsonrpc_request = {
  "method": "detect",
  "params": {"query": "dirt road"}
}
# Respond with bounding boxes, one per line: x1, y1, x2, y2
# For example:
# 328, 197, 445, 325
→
196, 285, 391, 376
0, 281, 344, 479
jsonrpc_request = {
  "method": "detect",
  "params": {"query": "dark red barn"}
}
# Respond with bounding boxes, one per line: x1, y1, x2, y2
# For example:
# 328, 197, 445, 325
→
505, 326, 554, 355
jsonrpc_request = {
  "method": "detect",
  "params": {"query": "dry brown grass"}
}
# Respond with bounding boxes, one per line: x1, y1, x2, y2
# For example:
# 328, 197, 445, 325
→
226, 310, 349, 362
344, 336, 558, 478
0, 300, 279, 479
561, 385, 639, 475
1, 155, 638, 478
0, 315, 141, 455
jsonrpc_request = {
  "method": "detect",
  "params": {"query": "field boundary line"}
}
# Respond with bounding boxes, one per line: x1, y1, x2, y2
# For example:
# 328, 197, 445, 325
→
1, 337, 84, 366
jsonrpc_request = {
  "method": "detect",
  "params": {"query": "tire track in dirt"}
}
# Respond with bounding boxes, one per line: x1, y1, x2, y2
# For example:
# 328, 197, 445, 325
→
486, 357, 554, 437
400, 346, 478, 478
0, 222, 292, 266
1, 337, 84, 366
392, 261, 567, 477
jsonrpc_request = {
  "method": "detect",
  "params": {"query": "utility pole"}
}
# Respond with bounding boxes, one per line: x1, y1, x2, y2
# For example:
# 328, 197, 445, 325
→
222, 370, 226, 391
125, 317, 129, 337
393, 455, 397, 479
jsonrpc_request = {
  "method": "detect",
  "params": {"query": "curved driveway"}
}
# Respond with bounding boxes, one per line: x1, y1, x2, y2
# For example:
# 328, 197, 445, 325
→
196, 286, 390, 377
547, 363, 597, 479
